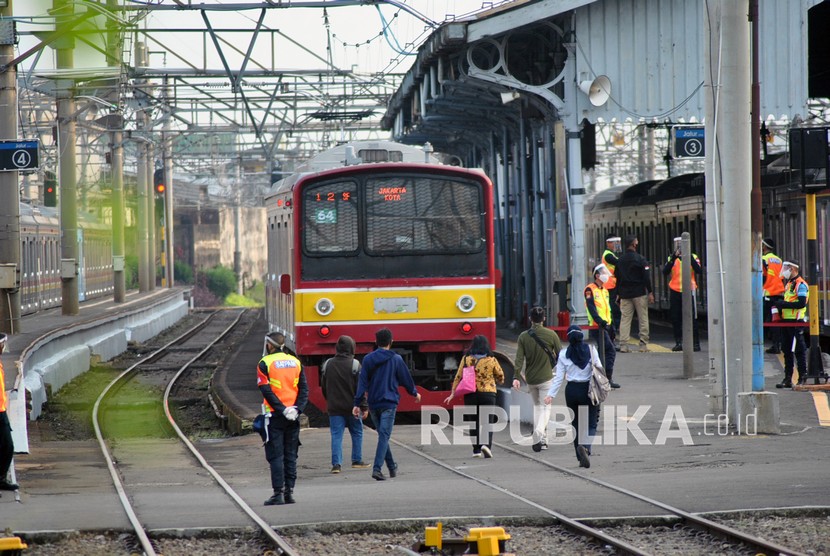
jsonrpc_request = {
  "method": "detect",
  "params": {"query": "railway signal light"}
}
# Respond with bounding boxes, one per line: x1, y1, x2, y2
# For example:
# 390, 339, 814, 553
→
43, 170, 57, 207
154, 168, 166, 196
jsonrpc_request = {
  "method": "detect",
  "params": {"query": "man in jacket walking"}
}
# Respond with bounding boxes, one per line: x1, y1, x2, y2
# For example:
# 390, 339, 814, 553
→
322, 335, 370, 473
352, 328, 420, 481
512, 307, 562, 452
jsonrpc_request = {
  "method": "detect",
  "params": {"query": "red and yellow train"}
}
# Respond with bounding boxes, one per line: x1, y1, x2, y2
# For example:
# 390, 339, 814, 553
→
264, 140, 511, 412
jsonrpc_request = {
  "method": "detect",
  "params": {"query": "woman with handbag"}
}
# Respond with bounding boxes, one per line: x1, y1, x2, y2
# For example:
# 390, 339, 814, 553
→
444, 335, 505, 458
543, 325, 603, 469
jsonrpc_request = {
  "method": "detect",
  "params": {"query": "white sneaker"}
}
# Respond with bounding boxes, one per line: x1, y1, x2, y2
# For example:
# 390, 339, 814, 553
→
472, 452, 484, 458
481, 446, 493, 458
540, 442, 548, 450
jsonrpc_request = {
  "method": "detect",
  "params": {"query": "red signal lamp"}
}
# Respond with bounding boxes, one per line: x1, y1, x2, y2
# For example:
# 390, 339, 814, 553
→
319, 325, 331, 338
461, 322, 473, 334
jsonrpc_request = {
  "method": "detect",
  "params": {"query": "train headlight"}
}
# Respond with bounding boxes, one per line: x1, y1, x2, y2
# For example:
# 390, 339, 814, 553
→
315, 298, 334, 316
456, 295, 476, 313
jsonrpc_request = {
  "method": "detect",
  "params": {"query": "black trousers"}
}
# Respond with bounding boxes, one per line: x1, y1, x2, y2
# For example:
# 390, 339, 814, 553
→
0, 412, 13, 480
669, 290, 699, 346
463, 392, 497, 453
264, 422, 300, 492
781, 324, 807, 382
589, 328, 615, 380
565, 381, 599, 458
607, 287, 621, 333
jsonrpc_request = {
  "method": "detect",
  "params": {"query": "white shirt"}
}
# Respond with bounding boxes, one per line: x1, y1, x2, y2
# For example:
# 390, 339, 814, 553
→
546, 344, 602, 399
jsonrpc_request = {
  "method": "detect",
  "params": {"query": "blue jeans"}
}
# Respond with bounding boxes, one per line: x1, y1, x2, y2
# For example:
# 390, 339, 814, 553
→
264, 422, 300, 492
329, 414, 364, 466
369, 407, 396, 474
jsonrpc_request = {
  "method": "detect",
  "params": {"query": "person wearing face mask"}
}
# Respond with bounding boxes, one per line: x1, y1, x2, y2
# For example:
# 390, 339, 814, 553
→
662, 237, 703, 352
615, 235, 654, 352
601, 235, 623, 347
0, 333, 18, 492
773, 261, 808, 388
584, 264, 619, 388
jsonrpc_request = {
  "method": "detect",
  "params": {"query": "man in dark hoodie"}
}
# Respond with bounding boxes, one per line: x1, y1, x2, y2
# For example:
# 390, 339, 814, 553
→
352, 328, 421, 481
321, 335, 370, 474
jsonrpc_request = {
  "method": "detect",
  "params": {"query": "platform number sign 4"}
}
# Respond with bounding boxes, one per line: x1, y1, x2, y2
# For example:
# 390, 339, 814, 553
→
0, 140, 39, 171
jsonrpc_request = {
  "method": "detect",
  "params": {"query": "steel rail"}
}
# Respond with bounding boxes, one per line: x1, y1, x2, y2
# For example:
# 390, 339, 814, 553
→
487, 429, 809, 556
384, 416, 809, 555
387, 435, 651, 555
162, 309, 300, 556
91, 311, 221, 556
91, 309, 299, 556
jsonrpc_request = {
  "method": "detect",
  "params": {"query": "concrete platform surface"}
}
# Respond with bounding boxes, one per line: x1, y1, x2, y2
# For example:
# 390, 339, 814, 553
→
2, 320, 829, 533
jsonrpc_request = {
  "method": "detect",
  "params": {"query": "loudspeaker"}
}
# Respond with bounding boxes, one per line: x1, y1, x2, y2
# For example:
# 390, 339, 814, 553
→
500, 90, 520, 104
578, 75, 611, 106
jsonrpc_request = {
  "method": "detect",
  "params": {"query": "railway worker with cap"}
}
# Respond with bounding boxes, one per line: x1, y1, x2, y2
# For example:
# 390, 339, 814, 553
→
662, 237, 703, 352
352, 328, 421, 481
762, 238, 785, 354
0, 333, 18, 492
512, 306, 562, 452
584, 264, 620, 389
321, 335, 370, 474
257, 332, 308, 506
269, 331, 296, 357
615, 235, 655, 352
601, 234, 623, 346
544, 325, 603, 469
773, 260, 809, 388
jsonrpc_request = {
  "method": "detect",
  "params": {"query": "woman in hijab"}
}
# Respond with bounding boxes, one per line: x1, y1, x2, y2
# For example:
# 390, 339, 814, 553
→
444, 335, 504, 459
544, 324, 602, 468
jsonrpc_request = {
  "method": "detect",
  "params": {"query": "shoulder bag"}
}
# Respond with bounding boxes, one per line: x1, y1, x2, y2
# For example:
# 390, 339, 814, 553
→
588, 347, 612, 406
454, 359, 478, 397
528, 327, 557, 367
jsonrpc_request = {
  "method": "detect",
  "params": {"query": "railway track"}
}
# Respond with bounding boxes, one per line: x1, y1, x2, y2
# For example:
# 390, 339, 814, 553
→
91, 308, 299, 556
388, 423, 807, 556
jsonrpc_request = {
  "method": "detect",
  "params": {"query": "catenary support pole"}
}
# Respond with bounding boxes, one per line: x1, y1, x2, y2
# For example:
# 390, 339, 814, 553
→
704, 0, 752, 425
750, 0, 765, 391
0, 0, 20, 333
56, 0, 79, 315
107, 0, 125, 302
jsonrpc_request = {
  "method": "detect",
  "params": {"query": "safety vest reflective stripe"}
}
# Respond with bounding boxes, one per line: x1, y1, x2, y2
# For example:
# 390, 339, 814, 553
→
258, 352, 301, 413
782, 276, 808, 321
668, 255, 699, 293
584, 283, 610, 326
602, 250, 617, 289
762, 253, 784, 296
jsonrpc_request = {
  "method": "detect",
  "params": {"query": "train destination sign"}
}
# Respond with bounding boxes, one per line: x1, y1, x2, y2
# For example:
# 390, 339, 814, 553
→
0, 140, 39, 171
671, 126, 705, 159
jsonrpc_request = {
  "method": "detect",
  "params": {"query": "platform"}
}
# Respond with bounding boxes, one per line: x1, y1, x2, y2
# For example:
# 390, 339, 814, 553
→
2, 315, 828, 534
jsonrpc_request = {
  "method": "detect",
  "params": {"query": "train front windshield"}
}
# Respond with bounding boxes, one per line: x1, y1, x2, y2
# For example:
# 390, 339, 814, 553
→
301, 173, 488, 281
